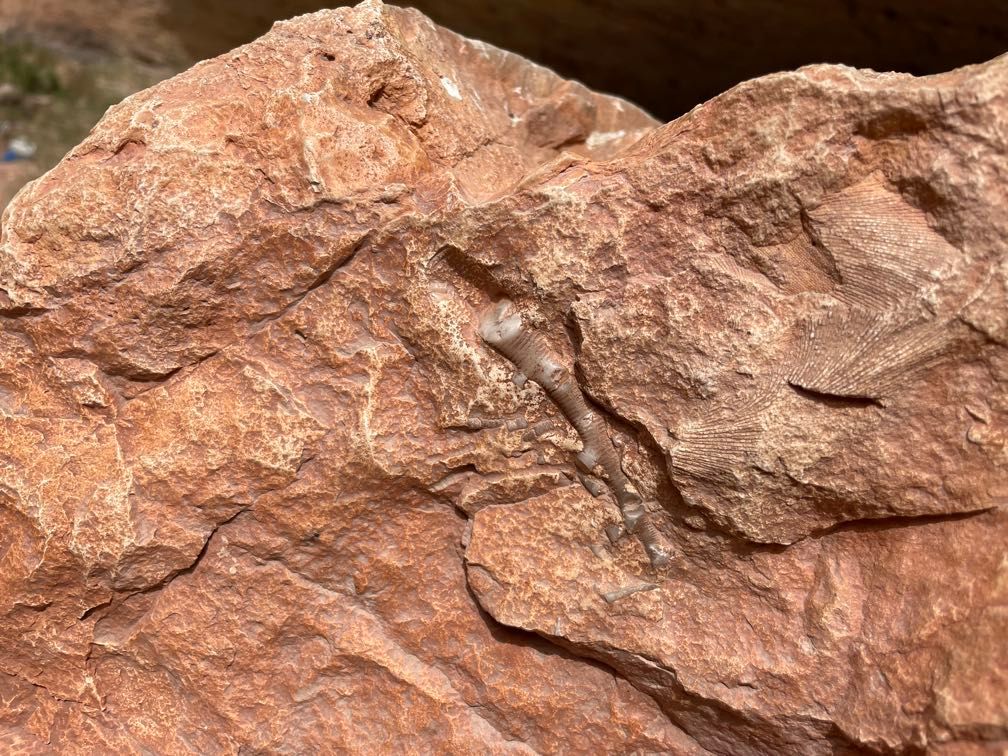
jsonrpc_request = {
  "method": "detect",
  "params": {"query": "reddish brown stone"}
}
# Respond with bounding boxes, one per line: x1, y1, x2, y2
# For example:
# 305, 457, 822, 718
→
0, 1, 1004, 752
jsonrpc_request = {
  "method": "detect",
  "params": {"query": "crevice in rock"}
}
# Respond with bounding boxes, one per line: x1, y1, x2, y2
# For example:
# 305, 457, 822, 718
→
230, 541, 534, 747
479, 300, 674, 565
0, 304, 49, 319
802, 505, 999, 542
1, 669, 85, 707
460, 586, 655, 746
463, 560, 825, 756
787, 381, 884, 409
366, 84, 386, 107
566, 341, 748, 563
250, 229, 375, 333
4, 7, 1003, 752
33, 217, 382, 400
430, 463, 479, 490
79, 596, 113, 621
425, 244, 512, 310
461, 568, 639, 686
572, 358, 999, 563
118, 347, 221, 389
547, 637, 845, 755
384, 320, 423, 360
124, 507, 252, 601
956, 310, 1008, 349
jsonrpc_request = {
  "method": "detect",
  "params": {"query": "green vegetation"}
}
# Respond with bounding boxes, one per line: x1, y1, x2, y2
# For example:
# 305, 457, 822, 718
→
0, 35, 171, 188
0, 40, 62, 94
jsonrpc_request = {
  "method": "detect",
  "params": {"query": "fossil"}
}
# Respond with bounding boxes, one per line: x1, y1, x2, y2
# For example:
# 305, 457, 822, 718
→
789, 304, 951, 401
479, 299, 671, 567
671, 177, 964, 489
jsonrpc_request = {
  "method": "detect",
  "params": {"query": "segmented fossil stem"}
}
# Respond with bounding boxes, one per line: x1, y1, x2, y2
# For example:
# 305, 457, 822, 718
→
634, 514, 670, 568
480, 300, 671, 567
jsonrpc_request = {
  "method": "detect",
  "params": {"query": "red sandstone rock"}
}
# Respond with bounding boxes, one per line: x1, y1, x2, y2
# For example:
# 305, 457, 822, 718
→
0, 1, 1004, 752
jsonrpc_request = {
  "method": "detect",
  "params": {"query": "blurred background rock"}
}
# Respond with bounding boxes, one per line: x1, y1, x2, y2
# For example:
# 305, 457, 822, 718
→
0, 0, 1005, 214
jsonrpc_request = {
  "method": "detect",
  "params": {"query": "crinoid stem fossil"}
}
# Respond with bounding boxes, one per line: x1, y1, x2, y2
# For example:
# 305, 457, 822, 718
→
479, 299, 671, 568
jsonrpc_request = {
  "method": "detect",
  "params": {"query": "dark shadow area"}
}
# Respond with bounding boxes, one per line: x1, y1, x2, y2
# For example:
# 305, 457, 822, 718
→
160, 0, 1008, 120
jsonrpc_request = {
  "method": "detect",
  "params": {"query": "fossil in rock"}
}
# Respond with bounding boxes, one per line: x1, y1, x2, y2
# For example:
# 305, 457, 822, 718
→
479, 299, 672, 567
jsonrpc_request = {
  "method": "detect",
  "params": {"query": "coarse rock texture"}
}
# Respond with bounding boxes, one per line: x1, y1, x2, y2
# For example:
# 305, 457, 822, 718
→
0, 1, 1005, 753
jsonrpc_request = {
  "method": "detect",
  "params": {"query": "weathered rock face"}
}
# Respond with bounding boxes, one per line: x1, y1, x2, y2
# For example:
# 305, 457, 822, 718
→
0, 1, 1005, 753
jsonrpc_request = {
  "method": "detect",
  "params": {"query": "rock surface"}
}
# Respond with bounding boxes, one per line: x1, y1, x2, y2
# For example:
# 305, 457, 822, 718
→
0, 1, 1005, 753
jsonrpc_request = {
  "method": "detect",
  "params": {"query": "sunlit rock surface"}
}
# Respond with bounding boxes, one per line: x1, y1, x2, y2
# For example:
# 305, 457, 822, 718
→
0, 1, 1004, 752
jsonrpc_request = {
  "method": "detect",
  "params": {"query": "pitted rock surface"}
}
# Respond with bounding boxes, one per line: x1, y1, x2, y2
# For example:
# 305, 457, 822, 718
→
0, 2, 1005, 753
